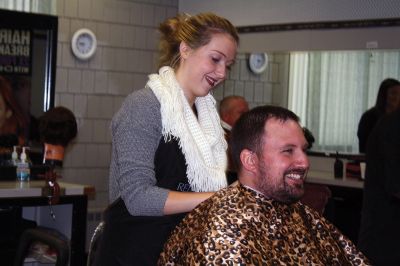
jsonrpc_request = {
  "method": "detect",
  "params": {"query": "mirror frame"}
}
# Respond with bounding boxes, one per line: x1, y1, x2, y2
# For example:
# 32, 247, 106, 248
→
0, 9, 58, 113
0, 9, 58, 163
237, 18, 400, 33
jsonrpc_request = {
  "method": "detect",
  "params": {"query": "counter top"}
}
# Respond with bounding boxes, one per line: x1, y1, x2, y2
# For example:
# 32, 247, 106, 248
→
0, 180, 95, 198
307, 171, 364, 189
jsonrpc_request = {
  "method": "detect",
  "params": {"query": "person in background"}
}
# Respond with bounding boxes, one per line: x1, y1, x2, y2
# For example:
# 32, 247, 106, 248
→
303, 127, 315, 150
159, 105, 370, 265
219, 95, 249, 183
219, 95, 249, 135
0, 76, 27, 148
358, 108, 400, 265
8, 76, 41, 147
95, 12, 239, 265
357, 78, 400, 153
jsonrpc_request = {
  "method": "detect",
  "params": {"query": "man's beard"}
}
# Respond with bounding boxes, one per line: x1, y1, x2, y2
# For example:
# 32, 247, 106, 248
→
257, 161, 304, 204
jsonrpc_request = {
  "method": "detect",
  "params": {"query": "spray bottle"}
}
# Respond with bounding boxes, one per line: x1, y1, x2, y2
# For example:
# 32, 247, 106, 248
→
11, 146, 18, 166
16, 147, 30, 181
334, 151, 343, 179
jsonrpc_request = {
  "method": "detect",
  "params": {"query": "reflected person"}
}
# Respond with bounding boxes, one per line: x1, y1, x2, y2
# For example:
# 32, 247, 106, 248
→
219, 95, 249, 183
357, 78, 400, 153
358, 108, 400, 265
0, 76, 27, 147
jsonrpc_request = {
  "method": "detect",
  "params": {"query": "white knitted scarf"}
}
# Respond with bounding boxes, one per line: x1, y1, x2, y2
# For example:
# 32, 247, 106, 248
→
147, 66, 228, 192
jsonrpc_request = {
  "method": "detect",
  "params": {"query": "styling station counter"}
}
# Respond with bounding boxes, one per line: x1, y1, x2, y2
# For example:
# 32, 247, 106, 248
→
307, 170, 364, 189
0, 180, 95, 265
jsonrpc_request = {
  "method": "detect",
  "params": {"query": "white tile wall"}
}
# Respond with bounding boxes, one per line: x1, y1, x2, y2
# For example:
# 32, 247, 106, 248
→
76, 119, 93, 143
64, 0, 78, 17
74, 95, 88, 118
214, 52, 288, 108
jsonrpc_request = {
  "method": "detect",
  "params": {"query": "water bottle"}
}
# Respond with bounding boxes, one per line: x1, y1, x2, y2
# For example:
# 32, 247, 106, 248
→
16, 147, 30, 181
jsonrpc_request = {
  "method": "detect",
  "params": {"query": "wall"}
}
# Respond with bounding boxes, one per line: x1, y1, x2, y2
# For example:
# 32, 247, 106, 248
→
179, 1, 400, 52
54, 0, 178, 247
179, 0, 400, 112
179, 0, 400, 27
214, 52, 290, 108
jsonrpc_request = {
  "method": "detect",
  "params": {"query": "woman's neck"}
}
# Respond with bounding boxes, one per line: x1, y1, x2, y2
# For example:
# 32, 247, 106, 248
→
174, 65, 195, 107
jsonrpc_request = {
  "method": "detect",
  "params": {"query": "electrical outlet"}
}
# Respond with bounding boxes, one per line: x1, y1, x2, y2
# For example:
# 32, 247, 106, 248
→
366, 41, 378, 49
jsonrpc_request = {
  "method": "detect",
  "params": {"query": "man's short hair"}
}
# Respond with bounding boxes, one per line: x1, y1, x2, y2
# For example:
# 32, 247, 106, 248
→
230, 105, 300, 169
219, 95, 247, 115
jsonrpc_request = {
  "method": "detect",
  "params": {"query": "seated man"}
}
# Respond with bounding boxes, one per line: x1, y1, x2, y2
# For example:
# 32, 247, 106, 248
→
159, 105, 370, 265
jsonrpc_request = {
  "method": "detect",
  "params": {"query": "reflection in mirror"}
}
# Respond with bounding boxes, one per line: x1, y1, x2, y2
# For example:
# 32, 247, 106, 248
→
0, 10, 57, 167
284, 49, 400, 154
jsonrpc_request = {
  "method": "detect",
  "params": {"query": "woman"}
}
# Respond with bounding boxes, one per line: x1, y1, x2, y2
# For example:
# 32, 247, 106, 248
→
97, 12, 239, 265
357, 78, 400, 153
0, 76, 27, 148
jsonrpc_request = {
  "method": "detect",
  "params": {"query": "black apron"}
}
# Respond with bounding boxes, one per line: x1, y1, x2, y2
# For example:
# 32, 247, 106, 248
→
96, 137, 191, 266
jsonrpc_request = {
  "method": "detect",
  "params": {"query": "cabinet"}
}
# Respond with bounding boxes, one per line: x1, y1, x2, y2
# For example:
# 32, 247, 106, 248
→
307, 171, 364, 244
323, 185, 363, 244
0, 181, 94, 265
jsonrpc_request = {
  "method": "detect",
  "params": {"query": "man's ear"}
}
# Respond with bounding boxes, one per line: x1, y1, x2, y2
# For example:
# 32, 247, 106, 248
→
179, 41, 191, 59
240, 149, 258, 174
221, 112, 229, 123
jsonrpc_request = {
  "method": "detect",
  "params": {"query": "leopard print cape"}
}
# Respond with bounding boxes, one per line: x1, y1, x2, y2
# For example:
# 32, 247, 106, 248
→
159, 184, 371, 265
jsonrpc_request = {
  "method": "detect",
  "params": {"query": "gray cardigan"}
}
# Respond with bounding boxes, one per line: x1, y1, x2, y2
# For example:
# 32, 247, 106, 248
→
109, 87, 169, 216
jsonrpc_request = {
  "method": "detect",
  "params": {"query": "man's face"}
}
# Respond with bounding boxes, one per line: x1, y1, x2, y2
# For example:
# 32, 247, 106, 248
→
387, 85, 400, 113
255, 118, 309, 203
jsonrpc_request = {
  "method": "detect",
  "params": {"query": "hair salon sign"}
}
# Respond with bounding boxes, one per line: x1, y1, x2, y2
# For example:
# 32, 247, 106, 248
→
0, 29, 32, 75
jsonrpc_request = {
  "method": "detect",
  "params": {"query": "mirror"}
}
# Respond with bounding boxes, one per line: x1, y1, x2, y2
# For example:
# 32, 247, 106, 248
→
284, 49, 400, 154
0, 9, 57, 164
235, 20, 400, 155
0, 10, 58, 150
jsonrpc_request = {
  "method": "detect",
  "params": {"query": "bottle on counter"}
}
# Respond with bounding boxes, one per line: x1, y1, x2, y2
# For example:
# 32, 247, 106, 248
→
11, 145, 18, 166
334, 151, 343, 179
16, 147, 30, 181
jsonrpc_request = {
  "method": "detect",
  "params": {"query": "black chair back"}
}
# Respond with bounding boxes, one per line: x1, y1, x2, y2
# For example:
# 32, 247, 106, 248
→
13, 227, 69, 266
86, 221, 105, 266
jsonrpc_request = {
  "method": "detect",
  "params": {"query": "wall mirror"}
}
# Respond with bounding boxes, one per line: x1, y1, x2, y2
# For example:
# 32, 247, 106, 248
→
238, 19, 400, 155
0, 9, 57, 162
284, 49, 399, 154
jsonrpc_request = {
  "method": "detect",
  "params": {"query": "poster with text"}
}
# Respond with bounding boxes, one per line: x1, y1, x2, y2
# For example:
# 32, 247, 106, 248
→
0, 28, 33, 150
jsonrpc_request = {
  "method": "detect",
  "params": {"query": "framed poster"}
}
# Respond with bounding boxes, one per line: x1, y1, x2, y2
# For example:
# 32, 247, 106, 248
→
0, 9, 57, 152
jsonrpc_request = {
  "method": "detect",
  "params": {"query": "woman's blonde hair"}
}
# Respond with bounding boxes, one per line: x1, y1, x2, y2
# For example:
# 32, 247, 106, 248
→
158, 12, 239, 69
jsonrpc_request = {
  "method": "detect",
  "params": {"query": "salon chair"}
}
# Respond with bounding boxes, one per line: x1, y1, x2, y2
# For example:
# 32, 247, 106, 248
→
301, 183, 332, 215
13, 227, 69, 266
86, 221, 105, 266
